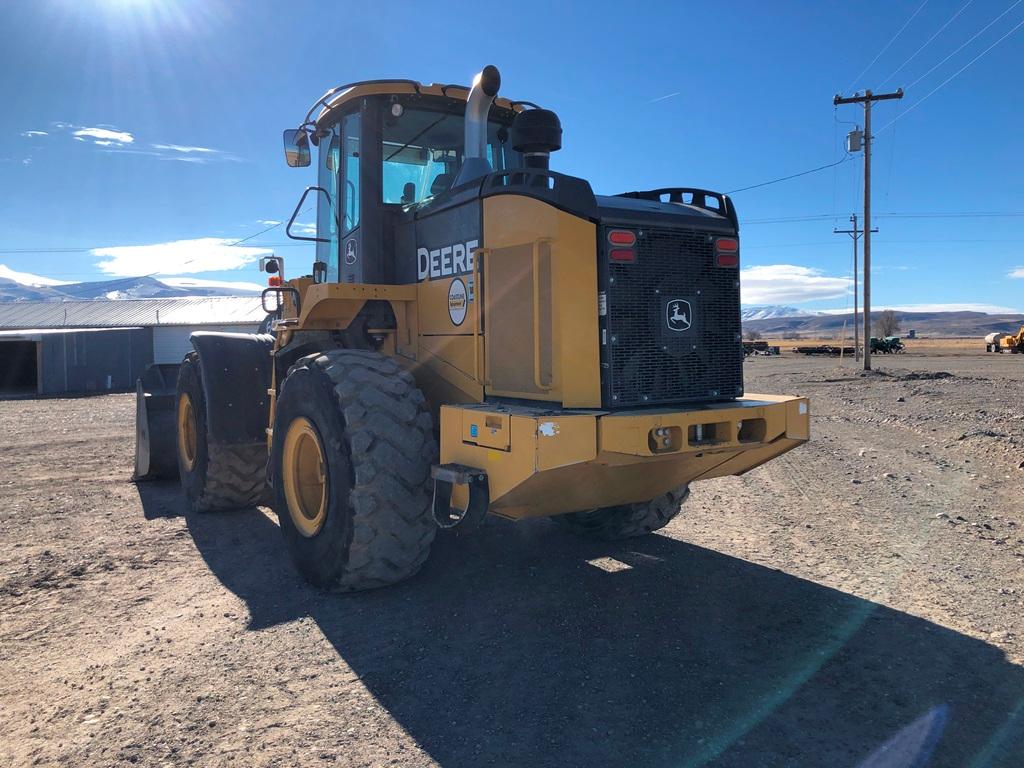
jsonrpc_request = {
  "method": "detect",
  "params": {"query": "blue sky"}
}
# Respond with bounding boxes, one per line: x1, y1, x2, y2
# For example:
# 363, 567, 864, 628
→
1, 0, 1023, 311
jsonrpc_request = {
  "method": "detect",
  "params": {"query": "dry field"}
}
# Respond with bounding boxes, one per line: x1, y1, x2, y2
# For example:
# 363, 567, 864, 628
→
764, 337, 991, 355
2, 350, 1023, 767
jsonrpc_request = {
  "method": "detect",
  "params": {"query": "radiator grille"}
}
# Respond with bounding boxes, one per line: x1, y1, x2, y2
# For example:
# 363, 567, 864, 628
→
604, 227, 743, 407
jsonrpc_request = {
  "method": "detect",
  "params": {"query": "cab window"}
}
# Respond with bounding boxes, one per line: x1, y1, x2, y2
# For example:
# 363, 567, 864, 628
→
381, 107, 519, 205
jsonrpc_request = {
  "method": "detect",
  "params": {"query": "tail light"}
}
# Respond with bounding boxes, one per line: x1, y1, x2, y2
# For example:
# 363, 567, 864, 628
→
715, 237, 739, 267
608, 229, 636, 262
608, 229, 636, 246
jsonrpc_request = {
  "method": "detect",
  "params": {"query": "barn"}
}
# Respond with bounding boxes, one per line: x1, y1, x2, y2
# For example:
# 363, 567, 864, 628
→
0, 298, 265, 396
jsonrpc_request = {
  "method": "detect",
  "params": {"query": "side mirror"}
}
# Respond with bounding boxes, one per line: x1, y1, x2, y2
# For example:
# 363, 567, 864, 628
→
283, 129, 310, 168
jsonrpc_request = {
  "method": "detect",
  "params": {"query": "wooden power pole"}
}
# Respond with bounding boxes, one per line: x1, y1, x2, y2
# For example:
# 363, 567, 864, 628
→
834, 213, 877, 361
833, 88, 903, 371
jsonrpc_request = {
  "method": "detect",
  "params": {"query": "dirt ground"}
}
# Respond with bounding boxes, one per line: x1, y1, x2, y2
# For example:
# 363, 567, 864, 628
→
2, 350, 1023, 767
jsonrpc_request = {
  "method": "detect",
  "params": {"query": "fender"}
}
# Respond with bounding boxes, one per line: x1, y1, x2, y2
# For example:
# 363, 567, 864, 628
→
190, 332, 274, 445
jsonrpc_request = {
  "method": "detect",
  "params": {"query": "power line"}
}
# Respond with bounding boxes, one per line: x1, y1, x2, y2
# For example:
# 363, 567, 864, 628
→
743, 211, 1024, 224
847, 0, 931, 90
878, 0, 976, 88
726, 155, 854, 194
905, 0, 1023, 90
877, 14, 1024, 133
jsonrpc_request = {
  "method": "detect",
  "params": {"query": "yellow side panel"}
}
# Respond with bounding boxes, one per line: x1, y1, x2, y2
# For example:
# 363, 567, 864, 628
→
462, 411, 511, 451
411, 335, 483, 406
481, 195, 601, 408
417, 274, 476, 336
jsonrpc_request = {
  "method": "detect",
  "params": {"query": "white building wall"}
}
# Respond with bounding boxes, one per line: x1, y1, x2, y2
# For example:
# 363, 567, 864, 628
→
152, 325, 260, 364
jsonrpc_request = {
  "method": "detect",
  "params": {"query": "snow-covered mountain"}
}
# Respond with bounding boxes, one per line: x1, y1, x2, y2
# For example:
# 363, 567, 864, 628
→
740, 305, 821, 321
0, 265, 263, 301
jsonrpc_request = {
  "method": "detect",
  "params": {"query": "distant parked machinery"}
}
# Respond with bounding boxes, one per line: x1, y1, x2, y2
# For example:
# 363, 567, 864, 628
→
792, 345, 854, 357
870, 336, 904, 354
742, 341, 780, 357
986, 327, 1024, 353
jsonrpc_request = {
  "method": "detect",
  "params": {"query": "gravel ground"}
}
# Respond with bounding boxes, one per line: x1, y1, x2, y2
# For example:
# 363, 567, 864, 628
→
1, 351, 1023, 767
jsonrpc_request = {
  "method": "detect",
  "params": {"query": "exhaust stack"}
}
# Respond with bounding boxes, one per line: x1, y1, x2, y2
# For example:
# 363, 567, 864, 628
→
455, 65, 501, 185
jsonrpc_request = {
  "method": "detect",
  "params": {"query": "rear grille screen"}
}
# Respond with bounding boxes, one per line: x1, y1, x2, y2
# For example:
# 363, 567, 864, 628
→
603, 227, 743, 407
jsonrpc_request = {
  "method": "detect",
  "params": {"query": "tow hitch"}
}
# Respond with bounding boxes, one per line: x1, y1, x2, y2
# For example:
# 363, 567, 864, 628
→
431, 464, 489, 530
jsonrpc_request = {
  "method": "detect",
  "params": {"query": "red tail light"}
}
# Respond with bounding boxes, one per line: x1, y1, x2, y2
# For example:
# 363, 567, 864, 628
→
609, 249, 636, 262
715, 237, 739, 267
608, 229, 636, 246
268, 275, 282, 286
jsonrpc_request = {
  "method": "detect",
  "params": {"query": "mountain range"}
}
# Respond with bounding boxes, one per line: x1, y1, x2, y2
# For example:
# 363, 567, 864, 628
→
743, 310, 1024, 338
0, 266, 262, 301
740, 305, 820, 321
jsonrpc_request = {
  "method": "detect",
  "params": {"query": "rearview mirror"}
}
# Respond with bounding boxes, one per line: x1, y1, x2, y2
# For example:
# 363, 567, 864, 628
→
283, 129, 310, 168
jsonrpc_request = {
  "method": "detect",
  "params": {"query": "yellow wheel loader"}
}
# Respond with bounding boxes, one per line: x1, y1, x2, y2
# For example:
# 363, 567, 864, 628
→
135, 65, 810, 591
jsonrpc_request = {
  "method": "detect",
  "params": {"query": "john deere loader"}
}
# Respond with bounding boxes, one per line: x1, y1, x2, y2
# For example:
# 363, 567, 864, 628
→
135, 65, 810, 591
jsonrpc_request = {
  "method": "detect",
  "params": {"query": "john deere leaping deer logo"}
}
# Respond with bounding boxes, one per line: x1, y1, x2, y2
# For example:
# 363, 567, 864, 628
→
666, 299, 692, 332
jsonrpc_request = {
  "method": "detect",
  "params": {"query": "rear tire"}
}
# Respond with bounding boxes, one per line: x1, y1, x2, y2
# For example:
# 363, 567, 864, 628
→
553, 485, 690, 541
176, 352, 267, 512
271, 349, 437, 592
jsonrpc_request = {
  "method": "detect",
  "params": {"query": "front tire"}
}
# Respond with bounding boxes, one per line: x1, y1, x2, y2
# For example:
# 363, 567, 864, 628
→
176, 352, 266, 512
271, 350, 437, 592
553, 485, 690, 540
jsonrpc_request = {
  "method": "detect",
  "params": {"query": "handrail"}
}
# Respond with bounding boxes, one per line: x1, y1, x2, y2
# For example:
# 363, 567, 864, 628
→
286, 186, 332, 243
472, 247, 488, 384
531, 238, 554, 391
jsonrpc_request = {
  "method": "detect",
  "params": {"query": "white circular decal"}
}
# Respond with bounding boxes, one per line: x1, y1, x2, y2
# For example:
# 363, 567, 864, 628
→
448, 278, 468, 326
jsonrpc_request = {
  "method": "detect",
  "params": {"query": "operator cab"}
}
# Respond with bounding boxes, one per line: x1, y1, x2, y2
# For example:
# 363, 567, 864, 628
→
283, 76, 525, 285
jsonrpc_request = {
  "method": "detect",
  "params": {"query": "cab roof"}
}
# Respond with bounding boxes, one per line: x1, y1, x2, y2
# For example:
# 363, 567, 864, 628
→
305, 79, 524, 131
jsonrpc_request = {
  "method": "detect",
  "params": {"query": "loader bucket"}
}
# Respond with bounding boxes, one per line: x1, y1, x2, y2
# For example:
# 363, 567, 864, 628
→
133, 363, 181, 480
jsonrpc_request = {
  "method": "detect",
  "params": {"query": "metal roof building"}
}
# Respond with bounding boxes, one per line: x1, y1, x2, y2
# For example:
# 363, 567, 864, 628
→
0, 297, 265, 329
0, 298, 266, 396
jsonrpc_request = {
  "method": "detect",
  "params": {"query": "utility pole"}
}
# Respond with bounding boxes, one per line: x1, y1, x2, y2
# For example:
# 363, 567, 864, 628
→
834, 87, 903, 371
834, 213, 877, 361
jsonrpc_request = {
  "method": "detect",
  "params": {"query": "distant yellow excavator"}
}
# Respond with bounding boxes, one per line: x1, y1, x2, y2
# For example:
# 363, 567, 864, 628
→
986, 326, 1024, 353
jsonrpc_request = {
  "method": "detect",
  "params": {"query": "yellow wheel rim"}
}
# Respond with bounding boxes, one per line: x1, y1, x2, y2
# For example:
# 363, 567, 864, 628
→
282, 417, 327, 538
177, 392, 198, 472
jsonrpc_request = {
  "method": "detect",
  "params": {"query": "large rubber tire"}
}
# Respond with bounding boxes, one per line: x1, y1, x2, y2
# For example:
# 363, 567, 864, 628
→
271, 349, 437, 592
553, 485, 690, 541
176, 352, 267, 512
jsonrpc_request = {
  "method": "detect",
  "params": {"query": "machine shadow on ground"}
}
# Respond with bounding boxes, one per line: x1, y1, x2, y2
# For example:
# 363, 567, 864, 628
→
136, 482, 1024, 768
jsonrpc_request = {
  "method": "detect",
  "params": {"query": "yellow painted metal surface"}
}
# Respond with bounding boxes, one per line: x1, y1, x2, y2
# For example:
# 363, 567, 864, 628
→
440, 396, 810, 519
297, 282, 416, 329
481, 196, 601, 407
314, 81, 523, 130
461, 410, 511, 451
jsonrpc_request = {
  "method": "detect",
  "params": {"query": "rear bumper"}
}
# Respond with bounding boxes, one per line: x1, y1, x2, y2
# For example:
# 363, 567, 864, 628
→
440, 394, 809, 519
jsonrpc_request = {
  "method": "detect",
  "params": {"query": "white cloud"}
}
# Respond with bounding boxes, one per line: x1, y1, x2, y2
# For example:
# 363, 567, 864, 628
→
21, 158, 32, 165
73, 126, 134, 145
292, 222, 317, 236
0, 264, 70, 286
1009, 267, 1024, 279
741, 264, 852, 304
159, 276, 264, 293
648, 91, 681, 104
92, 238, 272, 277
21, 130, 48, 137
258, 219, 282, 226
152, 143, 217, 154
151, 143, 239, 163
